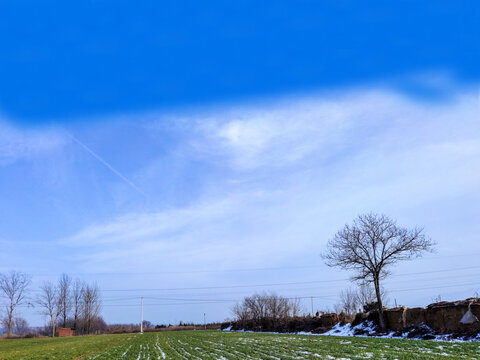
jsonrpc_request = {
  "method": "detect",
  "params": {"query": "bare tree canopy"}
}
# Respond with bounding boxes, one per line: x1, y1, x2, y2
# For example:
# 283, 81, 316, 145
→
58, 273, 71, 328
232, 292, 303, 329
81, 283, 102, 335
37, 281, 63, 337
12, 316, 29, 335
71, 278, 85, 331
338, 288, 360, 316
337, 284, 386, 316
323, 213, 435, 330
356, 284, 387, 312
0, 271, 31, 336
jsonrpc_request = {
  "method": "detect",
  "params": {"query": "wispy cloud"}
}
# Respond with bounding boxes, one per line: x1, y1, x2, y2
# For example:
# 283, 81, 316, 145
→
1, 82, 474, 325
62, 86, 480, 280
0, 120, 66, 165
197, 89, 480, 172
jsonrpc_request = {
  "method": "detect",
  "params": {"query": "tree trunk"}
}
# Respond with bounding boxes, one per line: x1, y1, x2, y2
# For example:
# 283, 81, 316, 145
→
51, 320, 56, 337
374, 276, 385, 331
7, 306, 13, 336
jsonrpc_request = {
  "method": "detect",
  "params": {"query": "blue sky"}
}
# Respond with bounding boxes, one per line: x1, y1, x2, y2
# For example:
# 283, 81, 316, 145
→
1, 1, 479, 120
1, 1, 480, 326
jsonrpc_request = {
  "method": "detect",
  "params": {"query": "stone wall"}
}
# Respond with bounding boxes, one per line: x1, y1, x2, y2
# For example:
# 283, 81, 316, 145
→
227, 312, 354, 333
384, 307, 406, 330
384, 298, 480, 333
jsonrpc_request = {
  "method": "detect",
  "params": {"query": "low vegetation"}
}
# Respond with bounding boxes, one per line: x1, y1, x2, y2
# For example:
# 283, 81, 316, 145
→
0, 333, 131, 360
1, 331, 480, 359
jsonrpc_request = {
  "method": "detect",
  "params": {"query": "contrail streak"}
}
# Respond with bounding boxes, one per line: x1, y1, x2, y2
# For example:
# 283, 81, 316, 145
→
67, 132, 146, 196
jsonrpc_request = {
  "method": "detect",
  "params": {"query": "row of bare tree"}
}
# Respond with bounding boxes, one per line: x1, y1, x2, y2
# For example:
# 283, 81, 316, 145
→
232, 293, 302, 328
36, 274, 102, 336
0, 271, 102, 337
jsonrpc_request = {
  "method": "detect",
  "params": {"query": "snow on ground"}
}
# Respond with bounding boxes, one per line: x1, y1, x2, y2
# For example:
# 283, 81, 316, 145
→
320, 321, 377, 337
319, 322, 480, 342
224, 321, 480, 342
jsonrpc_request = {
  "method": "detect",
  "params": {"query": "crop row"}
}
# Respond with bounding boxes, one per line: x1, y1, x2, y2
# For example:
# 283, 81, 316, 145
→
86, 331, 480, 360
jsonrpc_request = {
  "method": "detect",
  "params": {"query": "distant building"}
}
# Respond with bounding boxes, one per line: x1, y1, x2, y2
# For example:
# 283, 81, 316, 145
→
56, 328, 75, 337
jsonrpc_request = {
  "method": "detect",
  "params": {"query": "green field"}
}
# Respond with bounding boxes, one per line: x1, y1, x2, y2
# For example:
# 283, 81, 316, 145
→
0, 331, 479, 360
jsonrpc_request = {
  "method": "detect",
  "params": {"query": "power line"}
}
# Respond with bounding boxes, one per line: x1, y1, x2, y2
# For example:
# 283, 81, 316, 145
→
142, 295, 338, 302
390, 281, 480, 293
389, 265, 480, 278
92, 281, 480, 307
8, 265, 480, 300
98, 265, 480, 292
101, 295, 339, 307
100, 279, 346, 292
3, 264, 331, 279
9, 253, 480, 277
13, 281, 480, 310
69, 271, 478, 299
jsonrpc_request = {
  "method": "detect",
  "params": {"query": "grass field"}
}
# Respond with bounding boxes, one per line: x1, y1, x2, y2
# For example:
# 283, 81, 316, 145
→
0, 331, 479, 360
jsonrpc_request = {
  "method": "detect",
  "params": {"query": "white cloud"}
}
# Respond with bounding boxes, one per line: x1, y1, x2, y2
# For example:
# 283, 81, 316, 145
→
197, 89, 480, 172
63, 86, 480, 283
63, 190, 304, 274
64, 197, 236, 246
4, 81, 480, 325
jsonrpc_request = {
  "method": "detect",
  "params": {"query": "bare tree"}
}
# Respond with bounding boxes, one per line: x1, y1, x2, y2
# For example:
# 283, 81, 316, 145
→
243, 293, 268, 324
37, 282, 63, 337
142, 320, 153, 329
232, 292, 302, 327
0, 271, 31, 336
71, 279, 84, 331
289, 297, 303, 317
13, 316, 29, 335
337, 285, 385, 315
0, 314, 8, 332
81, 283, 101, 334
333, 303, 343, 315
355, 284, 377, 309
355, 283, 389, 312
232, 303, 250, 323
323, 213, 435, 330
338, 288, 360, 316
58, 274, 71, 328
266, 293, 290, 327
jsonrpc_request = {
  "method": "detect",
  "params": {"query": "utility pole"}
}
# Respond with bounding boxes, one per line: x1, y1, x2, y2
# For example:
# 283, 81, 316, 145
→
311, 297, 314, 317
204, 313, 206, 330
140, 297, 144, 334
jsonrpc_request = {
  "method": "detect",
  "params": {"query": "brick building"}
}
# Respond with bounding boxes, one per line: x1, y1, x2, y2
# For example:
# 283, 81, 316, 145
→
56, 328, 75, 337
